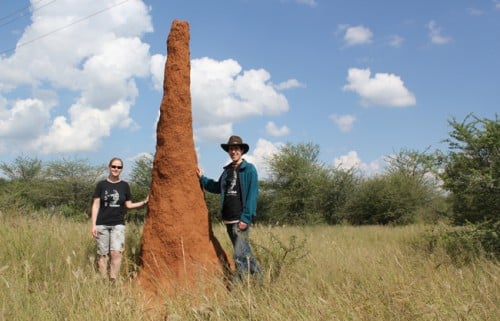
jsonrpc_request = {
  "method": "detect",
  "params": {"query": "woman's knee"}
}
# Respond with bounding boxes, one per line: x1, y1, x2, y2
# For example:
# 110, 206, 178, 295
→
110, 250, 121, 259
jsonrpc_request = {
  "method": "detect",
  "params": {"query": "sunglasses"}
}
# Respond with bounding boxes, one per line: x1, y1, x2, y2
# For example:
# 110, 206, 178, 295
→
110, 165, 123, 169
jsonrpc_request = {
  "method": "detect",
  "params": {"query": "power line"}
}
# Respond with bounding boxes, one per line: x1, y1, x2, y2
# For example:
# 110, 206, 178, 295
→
0, 1, 34, 22
0, 0, 55, 27
0, 0, 130, 55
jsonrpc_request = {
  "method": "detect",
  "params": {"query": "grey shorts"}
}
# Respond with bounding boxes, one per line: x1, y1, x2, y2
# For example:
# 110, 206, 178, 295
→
96, 224, 125, 255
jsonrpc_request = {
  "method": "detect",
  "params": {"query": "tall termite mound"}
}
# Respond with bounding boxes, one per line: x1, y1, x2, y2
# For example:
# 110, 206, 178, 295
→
138, 20, 229, 295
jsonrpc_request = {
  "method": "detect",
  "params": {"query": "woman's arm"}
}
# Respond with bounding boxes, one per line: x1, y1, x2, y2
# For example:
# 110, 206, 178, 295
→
125, 194, 149, 209
90, 198, 100, 238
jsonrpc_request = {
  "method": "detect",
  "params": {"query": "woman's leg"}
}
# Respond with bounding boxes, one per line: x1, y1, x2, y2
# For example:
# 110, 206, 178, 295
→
97, 254, 109, 277
109, 251, 122, 280
109, 224, 126, 280
96, 225, 111, 277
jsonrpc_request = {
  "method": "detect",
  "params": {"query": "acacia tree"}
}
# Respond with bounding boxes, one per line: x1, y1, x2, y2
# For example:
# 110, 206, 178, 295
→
440, 114, 500, 225
0, 156, 105, 216
128, 153, 153, 189
341, 171, 436, 225
385, 147, 443, 187
336, 146, 451, 226
127, 153, 153, 222
43, 158, 106, 217
264, 142, 325, 224
0, 156, 43, 210
0, 155, 42, 181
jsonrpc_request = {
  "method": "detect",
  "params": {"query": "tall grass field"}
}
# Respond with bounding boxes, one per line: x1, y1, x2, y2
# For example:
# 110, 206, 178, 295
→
0, 212, 498, 320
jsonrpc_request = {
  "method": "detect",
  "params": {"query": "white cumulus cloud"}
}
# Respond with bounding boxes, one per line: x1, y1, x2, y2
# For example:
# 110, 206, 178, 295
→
0, 0, 153, 154
0, 98, 54, 155
467, 8, 484, 16
0, 0, 296, 156
340, 25, 373, 46
190, 57, 290, 142
427, 20, 452, 45
276, 79, 305, 90
388, 35, 404, 47
330, 114, 356, 132
245, 138, 281, 179
195, 123, 234, 144
296, 0, 318, 8
333, 150, 383, 176
266, 121, 290, 137
150, 54, 166, 91
343, 68, 416, 107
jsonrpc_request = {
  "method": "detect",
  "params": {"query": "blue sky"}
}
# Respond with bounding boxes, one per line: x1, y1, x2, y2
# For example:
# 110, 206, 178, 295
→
0, 0, 499, 179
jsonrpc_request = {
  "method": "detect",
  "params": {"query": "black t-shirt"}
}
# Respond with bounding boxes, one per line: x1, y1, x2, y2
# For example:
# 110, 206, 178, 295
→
222, 165, 242, 222
93, 180, 131, 226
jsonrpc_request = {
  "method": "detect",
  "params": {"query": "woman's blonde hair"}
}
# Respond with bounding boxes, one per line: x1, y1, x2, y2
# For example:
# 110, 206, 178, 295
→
108, 157, 123, 167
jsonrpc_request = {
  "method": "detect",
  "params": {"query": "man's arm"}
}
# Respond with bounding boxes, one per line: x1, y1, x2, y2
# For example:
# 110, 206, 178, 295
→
197, 166, 221, 194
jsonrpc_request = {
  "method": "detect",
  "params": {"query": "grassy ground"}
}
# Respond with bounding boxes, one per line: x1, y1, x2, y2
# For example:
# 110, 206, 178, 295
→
0, 213, 498, 320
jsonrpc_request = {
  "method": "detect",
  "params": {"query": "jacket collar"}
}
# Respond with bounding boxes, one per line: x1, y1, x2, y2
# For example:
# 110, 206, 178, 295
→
224, 158, 247, 170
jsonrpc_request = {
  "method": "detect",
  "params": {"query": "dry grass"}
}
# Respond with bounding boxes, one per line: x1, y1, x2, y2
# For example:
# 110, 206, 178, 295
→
0, 213, 498, 320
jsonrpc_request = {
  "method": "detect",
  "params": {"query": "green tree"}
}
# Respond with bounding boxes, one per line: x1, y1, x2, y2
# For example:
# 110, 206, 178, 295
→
340, 147, 449, 226
440, 114, 500, 224
128, 153, 153, 190
0, 157, 105, 217
204, 191, 221, 223
43, 158, 106, 217
385, 147, 443, 187
384, 148, 449, 223
265, 142, 328, 224
127, 154, 153, 222
0, 156, 43, 210
0, 155, 42, 181
318, 167, 359, 224
341, 172, 432, 225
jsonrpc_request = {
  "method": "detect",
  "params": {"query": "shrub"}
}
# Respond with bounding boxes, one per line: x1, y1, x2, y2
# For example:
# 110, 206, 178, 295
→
340, 172, 434, 225
251, 230, 308, 282
440, 114, 500, 225
422, 221, 499, 265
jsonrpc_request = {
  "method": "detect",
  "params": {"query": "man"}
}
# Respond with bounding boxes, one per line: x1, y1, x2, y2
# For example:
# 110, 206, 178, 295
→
197, 135, 262, 280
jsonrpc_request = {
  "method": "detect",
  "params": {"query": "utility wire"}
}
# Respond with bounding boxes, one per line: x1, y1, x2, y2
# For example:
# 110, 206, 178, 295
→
0, 1, 34, 22
0, 0, 130, 55
0, 0, 55, 27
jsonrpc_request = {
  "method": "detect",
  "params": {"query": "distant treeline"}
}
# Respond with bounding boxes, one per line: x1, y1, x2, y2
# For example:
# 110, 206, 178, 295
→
0, 114, 498, 257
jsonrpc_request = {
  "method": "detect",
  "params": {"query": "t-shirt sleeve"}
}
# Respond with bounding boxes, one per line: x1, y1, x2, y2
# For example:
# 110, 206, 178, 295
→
92, 181, 102, 199
124, 182, 132, 201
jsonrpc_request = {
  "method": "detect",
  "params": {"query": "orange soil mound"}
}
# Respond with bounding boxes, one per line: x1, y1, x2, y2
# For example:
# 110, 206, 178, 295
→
137, 20, 230, 298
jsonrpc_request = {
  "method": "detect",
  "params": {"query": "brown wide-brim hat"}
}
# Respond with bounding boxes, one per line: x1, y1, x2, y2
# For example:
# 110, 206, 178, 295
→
221, 135, 250, 154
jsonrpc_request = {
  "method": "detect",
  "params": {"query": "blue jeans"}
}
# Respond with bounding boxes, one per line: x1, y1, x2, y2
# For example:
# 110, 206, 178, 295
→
226, 223, 262, 280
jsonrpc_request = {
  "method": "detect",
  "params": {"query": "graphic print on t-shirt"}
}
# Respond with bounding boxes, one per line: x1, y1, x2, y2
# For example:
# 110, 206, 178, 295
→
104, 189, 120, 207
226, 168, 238, 196
222, 166, 242, 221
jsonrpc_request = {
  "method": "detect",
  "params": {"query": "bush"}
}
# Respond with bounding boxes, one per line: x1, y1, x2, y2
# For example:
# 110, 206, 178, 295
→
340, 172, 435, 225
0, 157, 105, 218
440, 114, 500, 225
422, 221, 499, 265
251, 230, 308, 282
263, 143, 358, 225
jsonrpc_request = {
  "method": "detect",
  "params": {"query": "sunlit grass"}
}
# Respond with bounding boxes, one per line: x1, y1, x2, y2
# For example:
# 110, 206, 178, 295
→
0, 213, 498, 320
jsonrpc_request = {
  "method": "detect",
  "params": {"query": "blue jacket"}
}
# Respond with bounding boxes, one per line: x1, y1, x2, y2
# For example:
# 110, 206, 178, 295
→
199, 159, 259, 224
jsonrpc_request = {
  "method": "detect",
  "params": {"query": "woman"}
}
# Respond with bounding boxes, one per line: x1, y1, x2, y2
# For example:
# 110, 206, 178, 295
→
90, 157, 148, 280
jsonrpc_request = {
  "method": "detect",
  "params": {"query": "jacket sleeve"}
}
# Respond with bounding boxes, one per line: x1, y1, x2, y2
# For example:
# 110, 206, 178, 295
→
199, 175, 221, 194
240, 164, 258, 224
